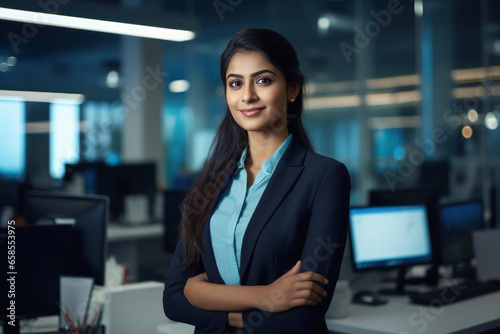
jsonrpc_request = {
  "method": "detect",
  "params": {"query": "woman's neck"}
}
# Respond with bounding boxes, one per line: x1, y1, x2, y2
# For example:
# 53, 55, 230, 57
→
245, 129, 289, 169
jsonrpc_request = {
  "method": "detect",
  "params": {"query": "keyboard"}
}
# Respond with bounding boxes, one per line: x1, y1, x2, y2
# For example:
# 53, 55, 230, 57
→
409, 280, 500, 306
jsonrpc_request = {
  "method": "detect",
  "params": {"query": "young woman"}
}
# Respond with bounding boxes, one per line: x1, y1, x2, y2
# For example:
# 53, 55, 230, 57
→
163, 28, 351, 334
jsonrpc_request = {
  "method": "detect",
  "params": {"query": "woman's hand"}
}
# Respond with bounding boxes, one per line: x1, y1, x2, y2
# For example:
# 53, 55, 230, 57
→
228, 312, 244, 328
257, 260, 328, 313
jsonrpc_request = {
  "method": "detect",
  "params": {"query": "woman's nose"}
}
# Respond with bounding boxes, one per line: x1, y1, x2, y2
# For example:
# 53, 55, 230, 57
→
241, 84, 258, 103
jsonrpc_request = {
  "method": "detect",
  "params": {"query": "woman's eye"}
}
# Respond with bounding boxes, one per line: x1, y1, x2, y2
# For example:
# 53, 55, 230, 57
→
256, 77, 272, 85
228, 80, 242, 88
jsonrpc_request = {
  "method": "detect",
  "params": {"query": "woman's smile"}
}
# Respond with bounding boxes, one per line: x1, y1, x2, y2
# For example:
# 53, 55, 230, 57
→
238, 107, 265, 117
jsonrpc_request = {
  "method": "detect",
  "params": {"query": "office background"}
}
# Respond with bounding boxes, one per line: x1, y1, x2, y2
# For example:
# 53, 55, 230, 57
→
1, 0, 499, 273
1, 0, 499, 208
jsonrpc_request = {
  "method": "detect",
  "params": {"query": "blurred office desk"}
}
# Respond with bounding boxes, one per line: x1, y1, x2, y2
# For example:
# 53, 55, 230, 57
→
107, 221, 167, 282
107, 220, 163, 241
157, 322, 194, 334
326, 290, 500, 334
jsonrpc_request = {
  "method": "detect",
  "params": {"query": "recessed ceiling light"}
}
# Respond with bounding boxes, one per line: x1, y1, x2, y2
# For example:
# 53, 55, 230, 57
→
169, 80, 190, 93
106, 71, 120, 88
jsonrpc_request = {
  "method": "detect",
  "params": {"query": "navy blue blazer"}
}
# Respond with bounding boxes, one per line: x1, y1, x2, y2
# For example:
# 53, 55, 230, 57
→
163, 136, 351, 334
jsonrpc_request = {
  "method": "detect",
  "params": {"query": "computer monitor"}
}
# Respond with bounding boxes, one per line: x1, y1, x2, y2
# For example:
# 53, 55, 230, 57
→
163, 189, 188, 252
24, 192, 108, 285
74, 162, 156, 222
109, 163, 157, 221
439, 199, 484, 266
349, 204, 433, 295
369, 186, 441, 265
0, 225, 74, 333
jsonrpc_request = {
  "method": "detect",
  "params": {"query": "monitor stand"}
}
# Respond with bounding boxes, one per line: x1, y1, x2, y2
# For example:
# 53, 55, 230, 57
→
379, 267, 417, 295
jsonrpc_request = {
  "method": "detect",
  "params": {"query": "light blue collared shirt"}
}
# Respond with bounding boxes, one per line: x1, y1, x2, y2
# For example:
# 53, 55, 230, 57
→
209, 134, 293, 285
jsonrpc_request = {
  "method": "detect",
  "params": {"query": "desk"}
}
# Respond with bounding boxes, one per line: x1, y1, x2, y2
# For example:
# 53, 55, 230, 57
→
327, 291, 500, 334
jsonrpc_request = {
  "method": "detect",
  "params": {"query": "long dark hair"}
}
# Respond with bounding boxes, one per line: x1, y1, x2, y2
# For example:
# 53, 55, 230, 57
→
180, 28, 313, 268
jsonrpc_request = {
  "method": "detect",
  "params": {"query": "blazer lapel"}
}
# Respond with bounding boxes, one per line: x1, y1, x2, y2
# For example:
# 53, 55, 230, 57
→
239, 137, 307, 282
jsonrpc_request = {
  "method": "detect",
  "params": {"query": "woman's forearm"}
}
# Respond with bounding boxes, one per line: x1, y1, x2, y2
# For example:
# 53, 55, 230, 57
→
184, 276, 268, 311
184, 261, 328, 313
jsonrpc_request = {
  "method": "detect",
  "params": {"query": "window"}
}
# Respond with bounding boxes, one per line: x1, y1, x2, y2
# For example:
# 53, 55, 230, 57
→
49, 103, 80, 179
0, 100, 25, 180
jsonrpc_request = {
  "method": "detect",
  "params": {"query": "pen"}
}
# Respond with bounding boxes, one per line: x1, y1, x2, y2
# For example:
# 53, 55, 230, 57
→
89, 305, 101, 334
65, 311, 80, 334
56, 302, 72, 333
81, 311, 88, 334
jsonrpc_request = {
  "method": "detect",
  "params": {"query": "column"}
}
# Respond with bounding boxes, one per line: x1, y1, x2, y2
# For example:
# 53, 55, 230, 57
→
120, 33, 166, 187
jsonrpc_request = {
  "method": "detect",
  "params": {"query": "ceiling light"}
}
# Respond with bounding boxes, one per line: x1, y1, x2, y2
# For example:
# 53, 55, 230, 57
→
7, 56, 17, 66
462, 126, 473, 139
365, 90, 421, 106
485, 112, 499, 130
0, 7, 195, 42
318, 17, 330, 31
0, 90, 85, 104
307, 95, 361, 110
368, 116, 422, 129
106, 70, 119, 88
467, 109, 479, 123
414, 0, 423, 17
169, 80, 190, 93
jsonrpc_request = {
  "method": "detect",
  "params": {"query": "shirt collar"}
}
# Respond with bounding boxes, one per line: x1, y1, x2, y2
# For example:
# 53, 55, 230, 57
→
237, 133, 293, 175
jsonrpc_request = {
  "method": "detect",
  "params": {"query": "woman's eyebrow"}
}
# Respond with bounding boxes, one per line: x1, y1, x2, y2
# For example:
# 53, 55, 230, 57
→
226, 69, 277, 81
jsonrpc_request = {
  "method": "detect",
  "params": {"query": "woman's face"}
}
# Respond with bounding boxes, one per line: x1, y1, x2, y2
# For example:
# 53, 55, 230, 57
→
225, 50, 297, 134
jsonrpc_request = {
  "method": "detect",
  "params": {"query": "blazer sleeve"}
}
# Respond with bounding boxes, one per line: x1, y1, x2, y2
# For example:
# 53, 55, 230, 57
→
241, 162, 351, 334
163, 238, 229, 333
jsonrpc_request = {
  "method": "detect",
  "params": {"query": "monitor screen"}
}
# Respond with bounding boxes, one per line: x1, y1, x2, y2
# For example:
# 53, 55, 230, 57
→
0, 225, 74, 321
24, 192, 108, 285
350, 205, 433, 271
439, 200, 484, 265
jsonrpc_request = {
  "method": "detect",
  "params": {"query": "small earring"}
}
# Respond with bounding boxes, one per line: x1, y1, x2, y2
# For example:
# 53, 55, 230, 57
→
290, 98, 295, 102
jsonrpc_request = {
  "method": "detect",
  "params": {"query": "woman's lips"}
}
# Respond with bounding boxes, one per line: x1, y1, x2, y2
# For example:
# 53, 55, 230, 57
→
239, 107, 265, 117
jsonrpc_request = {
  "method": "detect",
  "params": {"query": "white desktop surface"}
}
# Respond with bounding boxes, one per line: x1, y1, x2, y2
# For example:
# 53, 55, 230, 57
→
326, 290, 500, 334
